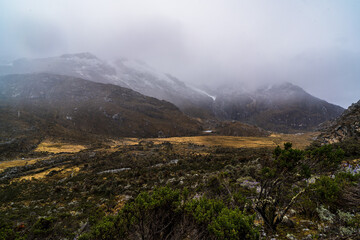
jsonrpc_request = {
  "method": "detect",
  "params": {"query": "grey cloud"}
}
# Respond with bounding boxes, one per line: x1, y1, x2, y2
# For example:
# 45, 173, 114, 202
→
0, 0, 359, 107
17, 18, 67, 56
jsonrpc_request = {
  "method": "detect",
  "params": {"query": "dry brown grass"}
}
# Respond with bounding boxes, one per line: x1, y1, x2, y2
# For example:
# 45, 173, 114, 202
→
267, 132, 320, 149
116, 132, 319, 150
34, 140, 86, 153
0, 140, 84, 175
0, 133, 318, 180
14, 165, 81, 182
0, 156, 52, 173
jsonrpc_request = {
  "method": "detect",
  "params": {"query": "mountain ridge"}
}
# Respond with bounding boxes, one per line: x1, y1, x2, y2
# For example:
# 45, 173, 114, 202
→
0, 53, 214, 118
0, 53, 344, 133
0, 73, 202, 154
211, 82, 344, 133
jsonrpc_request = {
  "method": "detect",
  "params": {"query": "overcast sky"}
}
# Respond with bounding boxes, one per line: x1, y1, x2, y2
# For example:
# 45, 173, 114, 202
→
0, 0, 359, 107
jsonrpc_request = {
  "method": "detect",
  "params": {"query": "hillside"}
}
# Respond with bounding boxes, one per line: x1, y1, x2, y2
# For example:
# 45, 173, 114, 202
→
0, 53, 214, 118
112, 58, 214, 117
0, 73, 202, 157
317, 100, 360, 144
0, 53, 345, 132
211, 82, 344, 133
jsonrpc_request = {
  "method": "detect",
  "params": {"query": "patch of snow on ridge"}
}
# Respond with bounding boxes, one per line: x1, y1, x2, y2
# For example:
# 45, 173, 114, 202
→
191, 87, 216, 101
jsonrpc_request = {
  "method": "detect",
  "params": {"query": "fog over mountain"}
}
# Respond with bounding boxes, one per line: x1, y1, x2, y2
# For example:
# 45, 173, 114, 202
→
0, 52, 345, 133
1, 0, 359, 107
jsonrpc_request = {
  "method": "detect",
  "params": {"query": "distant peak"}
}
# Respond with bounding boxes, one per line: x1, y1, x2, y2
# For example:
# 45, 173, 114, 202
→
272, 82, 305, 92
60, 52, 98, 60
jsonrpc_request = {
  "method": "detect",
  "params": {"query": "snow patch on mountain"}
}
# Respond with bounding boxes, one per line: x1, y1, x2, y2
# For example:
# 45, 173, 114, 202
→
191, 87, 216, 101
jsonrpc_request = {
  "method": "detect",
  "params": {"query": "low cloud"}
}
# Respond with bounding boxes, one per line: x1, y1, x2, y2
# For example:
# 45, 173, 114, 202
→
0, 0, 359, 107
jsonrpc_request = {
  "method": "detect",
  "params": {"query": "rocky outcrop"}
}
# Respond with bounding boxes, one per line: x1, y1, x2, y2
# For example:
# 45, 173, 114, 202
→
317, 100, 360, 144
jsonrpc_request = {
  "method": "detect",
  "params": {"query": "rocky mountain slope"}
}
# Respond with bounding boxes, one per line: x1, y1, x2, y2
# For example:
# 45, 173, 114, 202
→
0, 53, 214, 118
317, 100, 360, 144
211, 82, 344, 133
112, 58, 214, 117
0, 73, 201, 146
0, 53, 345, 133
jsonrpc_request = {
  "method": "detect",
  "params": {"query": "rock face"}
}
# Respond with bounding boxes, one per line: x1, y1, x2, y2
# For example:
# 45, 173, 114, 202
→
211, 82, 344, 133
0, 73, 201, 141
317, 100, 360, 144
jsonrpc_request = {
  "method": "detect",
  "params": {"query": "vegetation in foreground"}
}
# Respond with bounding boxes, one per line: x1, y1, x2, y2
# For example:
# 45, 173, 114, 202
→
0, 137, 359, 239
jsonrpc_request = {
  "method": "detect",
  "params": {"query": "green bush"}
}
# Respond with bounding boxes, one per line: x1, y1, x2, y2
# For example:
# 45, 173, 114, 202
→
274, 145, 305, 171
334, 138, 360, 158
348, 213, 360, 229
310, 176, 341, 207
32, 217, 55, 237
185, 197, 225, 224
185, 197, 259, 239
0, 219, 16, 240
255, 143, 345, 231
310, 172, 360, 209
82, 187, 259, 239
310, 145, 344, 171
84, 216, 118, 240
209, 208, 259, 240
81, 187, 182, 239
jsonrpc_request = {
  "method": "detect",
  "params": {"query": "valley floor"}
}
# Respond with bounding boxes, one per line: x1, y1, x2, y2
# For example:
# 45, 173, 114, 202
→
0, 133, 318, 177
119, 132, 319, 150
0, 132, 359, 239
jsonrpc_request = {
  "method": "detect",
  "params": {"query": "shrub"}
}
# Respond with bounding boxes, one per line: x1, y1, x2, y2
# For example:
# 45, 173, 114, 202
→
0, 219, 17, 240
316, 205, 335, 223
334, 138, 360, 158
256, 143, 308, 231
310, 176, 341, 207
82, 188, 260, 239
255, 143, 345, 231
209, 208, 259, 240
88, 216, 118, 240
32, 217, 55, 237
185, 198, 225, 224
310, 145, 344, 171
81, 187, 182, 239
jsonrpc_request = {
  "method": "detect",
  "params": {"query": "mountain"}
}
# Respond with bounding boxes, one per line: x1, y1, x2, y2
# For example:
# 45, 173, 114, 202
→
112, 58, 215, 118
317, 100, 360, 144
0, 53, 345, 133
210, 82, 344, 133
0, 53, 119, 84
0, 73, 201, 151
0, 53, 214, 118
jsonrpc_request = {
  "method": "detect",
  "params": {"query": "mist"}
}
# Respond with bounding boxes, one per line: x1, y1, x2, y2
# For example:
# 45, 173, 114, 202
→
1, 0, 359, 108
